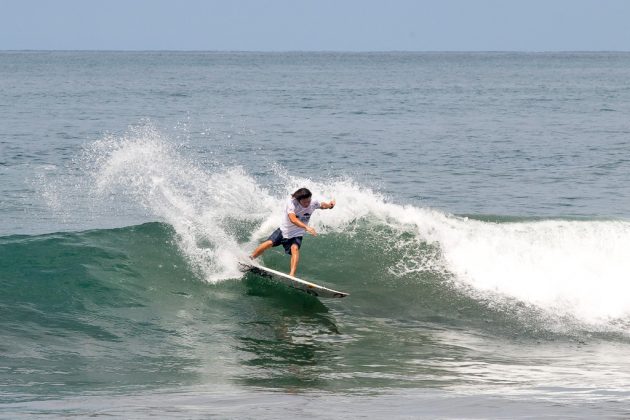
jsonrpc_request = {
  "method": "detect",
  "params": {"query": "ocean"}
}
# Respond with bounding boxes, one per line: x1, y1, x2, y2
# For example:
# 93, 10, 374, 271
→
1, 51, 630, 418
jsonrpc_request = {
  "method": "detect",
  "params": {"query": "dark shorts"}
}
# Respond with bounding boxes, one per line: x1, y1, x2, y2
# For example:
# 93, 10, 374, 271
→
267, 228, 303, 255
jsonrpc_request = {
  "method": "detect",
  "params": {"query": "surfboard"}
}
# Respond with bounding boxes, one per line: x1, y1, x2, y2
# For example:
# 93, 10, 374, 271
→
239, 260, 349, 298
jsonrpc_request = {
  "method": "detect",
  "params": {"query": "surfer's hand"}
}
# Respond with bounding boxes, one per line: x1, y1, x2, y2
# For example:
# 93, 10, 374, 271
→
306, 226, 317, 236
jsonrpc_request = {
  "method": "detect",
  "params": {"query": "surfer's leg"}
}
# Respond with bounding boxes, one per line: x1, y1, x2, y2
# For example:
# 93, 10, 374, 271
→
252, 229, 283, 259
289, 244, 299, 276
251, 240, 273, 259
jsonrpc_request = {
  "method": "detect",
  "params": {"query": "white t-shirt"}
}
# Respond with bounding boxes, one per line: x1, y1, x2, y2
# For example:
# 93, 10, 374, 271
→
280, 197, 321, 239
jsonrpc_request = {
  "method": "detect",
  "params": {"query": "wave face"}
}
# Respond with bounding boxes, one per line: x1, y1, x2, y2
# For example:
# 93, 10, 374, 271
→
3, 212, 630, 334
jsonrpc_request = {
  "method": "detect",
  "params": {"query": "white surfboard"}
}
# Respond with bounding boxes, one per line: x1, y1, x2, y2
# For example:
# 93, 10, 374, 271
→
239, 260, 349, 299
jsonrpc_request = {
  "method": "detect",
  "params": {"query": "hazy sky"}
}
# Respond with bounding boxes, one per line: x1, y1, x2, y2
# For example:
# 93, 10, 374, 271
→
1, 0, 629, 51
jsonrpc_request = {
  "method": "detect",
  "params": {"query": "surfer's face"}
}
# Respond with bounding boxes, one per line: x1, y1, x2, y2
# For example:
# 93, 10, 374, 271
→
298, 197, 311, 207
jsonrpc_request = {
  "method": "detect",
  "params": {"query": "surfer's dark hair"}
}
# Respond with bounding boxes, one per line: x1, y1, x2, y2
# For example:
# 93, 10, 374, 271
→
292, 188, 312, 201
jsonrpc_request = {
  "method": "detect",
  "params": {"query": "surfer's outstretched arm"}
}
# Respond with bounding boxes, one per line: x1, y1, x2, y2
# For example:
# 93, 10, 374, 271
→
320, 199, 336, 210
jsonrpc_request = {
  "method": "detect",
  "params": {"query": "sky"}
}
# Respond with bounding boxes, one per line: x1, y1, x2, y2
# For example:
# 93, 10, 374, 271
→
1, 0, 629, 51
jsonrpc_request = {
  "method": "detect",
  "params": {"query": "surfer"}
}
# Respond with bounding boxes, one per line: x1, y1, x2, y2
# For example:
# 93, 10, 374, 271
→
250, 187, 336, 276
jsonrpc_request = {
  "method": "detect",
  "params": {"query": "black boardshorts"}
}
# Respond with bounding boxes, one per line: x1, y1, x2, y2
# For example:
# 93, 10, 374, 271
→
267, 228, 303, 255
